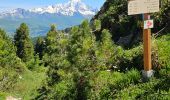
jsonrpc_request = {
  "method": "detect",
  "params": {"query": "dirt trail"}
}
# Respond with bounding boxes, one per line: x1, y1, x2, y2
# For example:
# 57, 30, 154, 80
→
6, 96, 21, 100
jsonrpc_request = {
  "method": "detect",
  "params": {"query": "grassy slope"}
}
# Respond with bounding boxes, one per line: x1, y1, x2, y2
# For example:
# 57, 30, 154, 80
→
86, 34, 170, 99
0, 34, 169, 99
0, 68, 47, 99
12, 70, 47, 99
116, 34, 170, 99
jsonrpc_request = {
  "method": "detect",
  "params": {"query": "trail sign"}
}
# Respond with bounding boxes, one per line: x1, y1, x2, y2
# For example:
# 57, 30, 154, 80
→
144, 20, 154, 29
128, 0, 160, 80
128, 0, 159, 15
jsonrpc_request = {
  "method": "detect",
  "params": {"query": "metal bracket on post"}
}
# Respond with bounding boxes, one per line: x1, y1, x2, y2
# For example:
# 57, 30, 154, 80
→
142, 70, 154, 82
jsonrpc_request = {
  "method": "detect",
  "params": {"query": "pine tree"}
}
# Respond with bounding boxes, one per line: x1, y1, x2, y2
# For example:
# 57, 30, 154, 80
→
67, 20, 98, 99
95, 29, 115, 69
41, 24, 73, 99
0, 28, 25, 70
92, 19, 101, 32
14, 23, 34, 62
45, 24, 58, 54
68, 20, 96, 71
35, 37, 45, 60
44, 24, 70, 84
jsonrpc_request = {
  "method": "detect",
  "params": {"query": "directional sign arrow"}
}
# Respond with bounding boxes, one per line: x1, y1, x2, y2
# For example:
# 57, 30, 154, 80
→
147, 21, 153, 28
144, 20, 154, 29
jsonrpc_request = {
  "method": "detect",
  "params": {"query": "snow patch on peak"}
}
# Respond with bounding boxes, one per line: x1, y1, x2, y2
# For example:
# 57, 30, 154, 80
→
0, 0, 98, 17
70, 0, 81, 3
30, 0, 97, 16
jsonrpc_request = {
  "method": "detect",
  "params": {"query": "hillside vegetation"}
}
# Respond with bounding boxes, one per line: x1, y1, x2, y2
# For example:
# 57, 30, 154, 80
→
0, 0, 170, 99
93, 0, 170, 47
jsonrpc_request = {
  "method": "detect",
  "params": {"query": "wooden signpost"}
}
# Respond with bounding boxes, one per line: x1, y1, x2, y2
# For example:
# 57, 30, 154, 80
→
128, 0, 160, 80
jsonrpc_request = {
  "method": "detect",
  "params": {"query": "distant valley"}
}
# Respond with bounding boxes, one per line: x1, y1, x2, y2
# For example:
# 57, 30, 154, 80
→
0, 0, 98, 37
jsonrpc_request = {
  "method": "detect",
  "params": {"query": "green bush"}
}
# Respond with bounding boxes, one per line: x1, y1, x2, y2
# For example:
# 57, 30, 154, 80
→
87, 69, 140, 99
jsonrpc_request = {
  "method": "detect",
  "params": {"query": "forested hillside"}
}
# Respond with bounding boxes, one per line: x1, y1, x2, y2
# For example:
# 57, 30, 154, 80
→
0, 0, 170, 99
92, 0, 170, 47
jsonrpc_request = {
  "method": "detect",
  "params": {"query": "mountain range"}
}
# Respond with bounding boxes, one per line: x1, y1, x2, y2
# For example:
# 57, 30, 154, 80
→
0, 0, 98, 37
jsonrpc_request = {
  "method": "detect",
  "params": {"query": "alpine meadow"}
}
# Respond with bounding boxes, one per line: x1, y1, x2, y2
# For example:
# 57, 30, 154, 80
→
0, 0, 170, 99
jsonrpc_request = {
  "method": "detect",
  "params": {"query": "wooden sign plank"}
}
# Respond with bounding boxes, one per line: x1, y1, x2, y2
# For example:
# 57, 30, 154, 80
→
128, 0, 159, 15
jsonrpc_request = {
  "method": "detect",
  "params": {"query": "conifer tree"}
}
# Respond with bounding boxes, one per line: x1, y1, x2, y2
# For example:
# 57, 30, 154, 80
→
0, 28, 25, 70
14, 23, 34, 62
68, 20, 96, 71
45, 24, 58, 54
35, 37, 45, 60
95, 29, 115, 69
67, 20, 99, 99
44, 24, 70, 84
92, 19, 101, 32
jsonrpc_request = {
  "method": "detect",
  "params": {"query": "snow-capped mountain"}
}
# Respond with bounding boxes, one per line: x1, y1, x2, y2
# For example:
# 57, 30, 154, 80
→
0, 0, 99, 37
0, 8, 30, 18
30, 0, 96, 16
0, 0, 97, 18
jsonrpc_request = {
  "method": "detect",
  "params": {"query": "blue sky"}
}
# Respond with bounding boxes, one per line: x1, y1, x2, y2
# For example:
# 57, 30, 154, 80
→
0, 0, 105, 12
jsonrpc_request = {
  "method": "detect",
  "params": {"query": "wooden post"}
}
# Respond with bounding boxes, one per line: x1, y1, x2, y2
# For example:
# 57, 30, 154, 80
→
142, 14, 153, 81
143, 14, 152, 71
